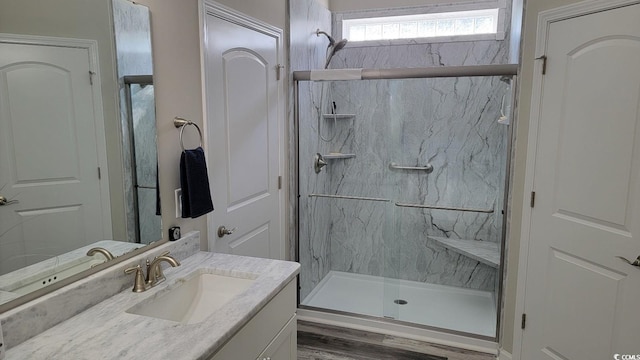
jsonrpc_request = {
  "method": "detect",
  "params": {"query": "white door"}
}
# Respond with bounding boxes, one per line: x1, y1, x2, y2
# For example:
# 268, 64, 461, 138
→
0, 39, 109, 275
521, 3, 640, 359
204, 5, 284, 259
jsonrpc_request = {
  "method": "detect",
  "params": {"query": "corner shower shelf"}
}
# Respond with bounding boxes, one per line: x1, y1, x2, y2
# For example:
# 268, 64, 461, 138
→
322, 114, 355, 120
322, 153, 356, 159
427, 236, 500, 268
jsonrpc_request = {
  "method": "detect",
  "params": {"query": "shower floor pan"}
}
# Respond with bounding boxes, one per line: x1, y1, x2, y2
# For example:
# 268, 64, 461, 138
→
301, 271, 496, 337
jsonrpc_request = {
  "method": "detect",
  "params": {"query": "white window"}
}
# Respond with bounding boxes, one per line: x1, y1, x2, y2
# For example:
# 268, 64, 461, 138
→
343, 9, 499, 42
336, 2, 507, 46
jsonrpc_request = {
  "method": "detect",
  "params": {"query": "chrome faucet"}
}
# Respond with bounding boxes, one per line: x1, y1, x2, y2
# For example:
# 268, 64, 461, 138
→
145, 252, 181, 287
86, 247, 115, 261
124, 251, 181, 292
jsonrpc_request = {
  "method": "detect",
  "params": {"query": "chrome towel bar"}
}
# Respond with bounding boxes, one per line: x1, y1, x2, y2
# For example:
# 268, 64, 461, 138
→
389, 162, 434, 173
395, 202, 494, 213
309, 194, 391, 202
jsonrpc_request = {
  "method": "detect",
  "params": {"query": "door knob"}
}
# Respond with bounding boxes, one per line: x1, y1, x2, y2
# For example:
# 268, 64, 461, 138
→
0, 195, 18, 206
217, 226, 236, 238
616, 255, 640, 267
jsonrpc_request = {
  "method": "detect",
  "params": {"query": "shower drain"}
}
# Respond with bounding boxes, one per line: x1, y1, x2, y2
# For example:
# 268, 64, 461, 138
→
393, 299, 408, 305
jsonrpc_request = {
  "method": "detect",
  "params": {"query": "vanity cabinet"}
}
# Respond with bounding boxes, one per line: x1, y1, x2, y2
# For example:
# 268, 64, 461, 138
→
210, 280, 296, 360
256, 316, 296, 360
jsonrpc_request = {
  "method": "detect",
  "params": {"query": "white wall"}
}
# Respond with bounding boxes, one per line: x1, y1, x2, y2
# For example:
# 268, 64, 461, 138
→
317, 0, 330, 8
329, 0, 469, 12
131, 0, 206, 248
215, 0, 287, 30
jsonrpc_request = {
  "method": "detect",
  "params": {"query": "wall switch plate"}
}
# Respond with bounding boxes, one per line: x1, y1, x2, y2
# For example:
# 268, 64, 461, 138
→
174, 188, 182, 219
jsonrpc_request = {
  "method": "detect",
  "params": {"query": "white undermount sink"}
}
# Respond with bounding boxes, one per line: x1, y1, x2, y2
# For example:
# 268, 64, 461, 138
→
126, 269, 256, 324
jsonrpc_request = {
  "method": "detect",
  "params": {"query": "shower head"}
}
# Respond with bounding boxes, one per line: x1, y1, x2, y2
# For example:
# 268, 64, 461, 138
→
316, 29, 335, 46
324, 38, 348, 69
333, 38, 348, 52
316, 29, 348, 69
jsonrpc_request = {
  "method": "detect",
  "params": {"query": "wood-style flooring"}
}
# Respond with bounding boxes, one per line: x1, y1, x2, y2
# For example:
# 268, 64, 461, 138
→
297, 321, 496, 360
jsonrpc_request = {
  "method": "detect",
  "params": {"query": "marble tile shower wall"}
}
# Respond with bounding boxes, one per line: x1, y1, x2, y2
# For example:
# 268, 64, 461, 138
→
330, 2, 513, 69
293, 0, 513, 297
325, 78, 509, 291
318, 4, 513, 292
289, 0, 333, 301
113, 0, 158, 244
130, 85, 160, 245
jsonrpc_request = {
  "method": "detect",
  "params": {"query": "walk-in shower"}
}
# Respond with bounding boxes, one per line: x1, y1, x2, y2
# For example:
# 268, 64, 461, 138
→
293, 64, 516, 343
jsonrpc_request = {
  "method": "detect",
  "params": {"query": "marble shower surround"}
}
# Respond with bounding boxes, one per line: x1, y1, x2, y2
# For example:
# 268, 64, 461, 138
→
330, 1, 513, 70
325, 77, 508, 292
289, 0, 333, 301
130, 84, 160, 245
293, 0, 513, 299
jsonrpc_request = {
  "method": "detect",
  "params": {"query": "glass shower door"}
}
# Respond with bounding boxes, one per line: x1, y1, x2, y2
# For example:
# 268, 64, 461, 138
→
296, 74, 511, 339
298, 79, 392, 318
381, 76, 510, 337
381, 78, 429, 325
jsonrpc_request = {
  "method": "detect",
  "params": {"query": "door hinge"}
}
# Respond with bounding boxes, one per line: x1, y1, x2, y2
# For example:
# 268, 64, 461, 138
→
521, 313, 527, 329
97, 167, 101, 180
535, 55, 547, 75
89, 71, 96, 85
278, 175, 282, 190
276, 64, 284, 81
530, 191, 536, 208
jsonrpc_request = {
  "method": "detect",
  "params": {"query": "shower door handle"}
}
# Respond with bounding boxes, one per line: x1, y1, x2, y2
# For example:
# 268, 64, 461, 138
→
217, 226, 236, 238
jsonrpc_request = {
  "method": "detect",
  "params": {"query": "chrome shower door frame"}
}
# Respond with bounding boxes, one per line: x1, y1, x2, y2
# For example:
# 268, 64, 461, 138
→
292, 64, 519, 343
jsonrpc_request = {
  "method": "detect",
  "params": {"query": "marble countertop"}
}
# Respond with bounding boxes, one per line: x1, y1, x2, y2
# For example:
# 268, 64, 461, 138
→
5, 252, 300, 360
428, 236, 500, 268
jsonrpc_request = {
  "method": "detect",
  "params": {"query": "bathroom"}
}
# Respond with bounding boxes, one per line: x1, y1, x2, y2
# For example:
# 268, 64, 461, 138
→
0, 0, 638, 359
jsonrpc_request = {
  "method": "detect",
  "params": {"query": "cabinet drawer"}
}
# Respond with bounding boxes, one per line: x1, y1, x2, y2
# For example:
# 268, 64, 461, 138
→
257, 314, 297, 360
210, 280, 295, 360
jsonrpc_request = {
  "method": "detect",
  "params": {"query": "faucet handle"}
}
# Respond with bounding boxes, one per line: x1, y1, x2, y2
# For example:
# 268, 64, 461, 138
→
124, 265, 147, 293
146, 254, 180, 288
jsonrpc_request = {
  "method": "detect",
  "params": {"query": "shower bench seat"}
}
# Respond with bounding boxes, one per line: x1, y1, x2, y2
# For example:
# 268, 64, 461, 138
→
427, 236, 500, 268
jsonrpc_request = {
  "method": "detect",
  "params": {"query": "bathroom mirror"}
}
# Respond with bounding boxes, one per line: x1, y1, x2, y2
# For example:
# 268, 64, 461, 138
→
0, 0, 163, 308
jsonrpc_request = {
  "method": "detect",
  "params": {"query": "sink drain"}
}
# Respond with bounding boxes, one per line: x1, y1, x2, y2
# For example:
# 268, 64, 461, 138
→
393, 299, 408, 305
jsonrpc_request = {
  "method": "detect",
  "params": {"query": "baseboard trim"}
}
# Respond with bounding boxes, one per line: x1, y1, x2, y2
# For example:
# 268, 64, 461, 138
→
499, 348, 513, 360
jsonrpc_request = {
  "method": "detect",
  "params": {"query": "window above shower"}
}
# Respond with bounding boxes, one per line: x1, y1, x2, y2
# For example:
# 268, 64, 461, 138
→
335, 0, 507, 47
343, 9, 499, 41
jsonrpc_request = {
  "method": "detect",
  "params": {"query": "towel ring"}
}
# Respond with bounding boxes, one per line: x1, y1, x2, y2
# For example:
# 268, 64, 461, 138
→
174, 117, 203, 151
